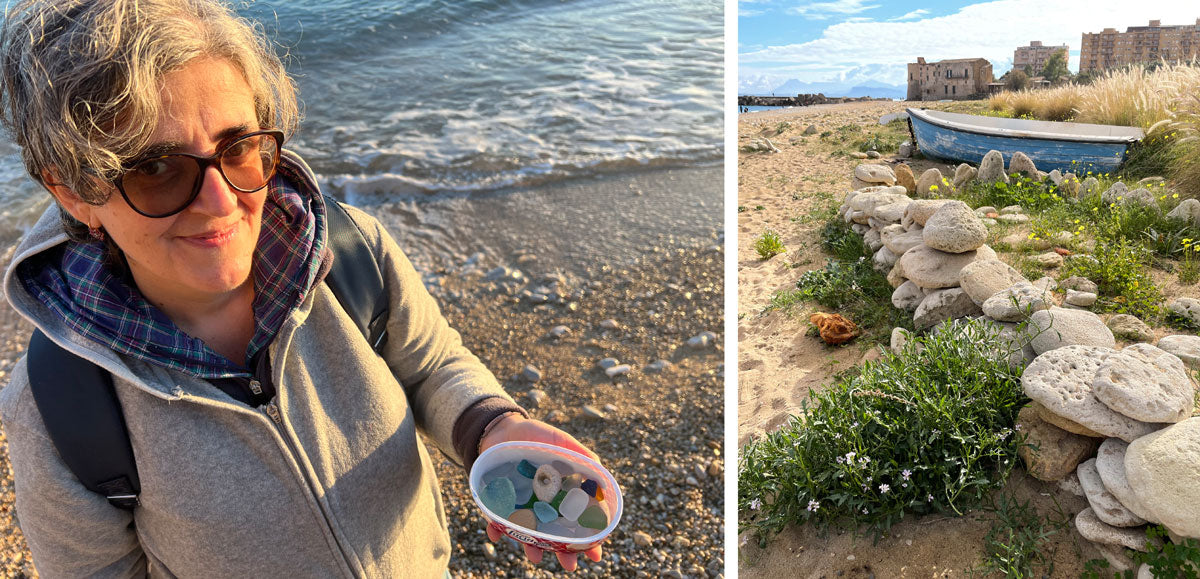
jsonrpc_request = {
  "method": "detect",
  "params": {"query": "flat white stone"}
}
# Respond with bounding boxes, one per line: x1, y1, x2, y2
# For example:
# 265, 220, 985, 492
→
1125, 417, 1200, 539
1092, 343, 1194, 423
1075, 508, 1157, 551
1077, 458, 1146, 527
1095, 438, 1158, 524
1022, 345, 1164, 442
1158, 334, 1200, 370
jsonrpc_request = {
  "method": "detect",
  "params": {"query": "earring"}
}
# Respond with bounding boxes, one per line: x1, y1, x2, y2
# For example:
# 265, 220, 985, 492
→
88, 225, 105, 242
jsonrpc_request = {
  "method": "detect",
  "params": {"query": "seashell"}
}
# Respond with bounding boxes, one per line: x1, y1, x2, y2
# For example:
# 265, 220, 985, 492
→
533, 464, 562, 502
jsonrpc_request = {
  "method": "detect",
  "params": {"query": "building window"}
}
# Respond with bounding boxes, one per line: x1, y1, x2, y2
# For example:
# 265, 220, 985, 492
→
945, 85, 948, 94
965, 68, 969, 79
953, 85, 956, 95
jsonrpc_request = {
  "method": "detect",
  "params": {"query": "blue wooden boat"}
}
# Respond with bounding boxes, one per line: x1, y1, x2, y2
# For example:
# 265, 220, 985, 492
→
906, 108, 1145, 174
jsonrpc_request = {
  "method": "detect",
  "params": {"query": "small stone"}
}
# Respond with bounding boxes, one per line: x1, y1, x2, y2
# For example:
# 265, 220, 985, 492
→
581, 478, 599, 497
482, 477, 517, 518
597, 357, 619, 369
977, 150, 1008, 185
1108, 314, 1156, 343
578, 505, 609, 530
1032, 276, 1058, 292
1065, 289, 1098, 307
517, 459, 537, 478
1060, 276, 1097, 294
508, 508, 537, 530
982, 281, 1051, 322
1168, 298, 1200, 326
522, 365, 543, 382
600, 319, 621, 330
604, 364, 631, 378
916, 168, 950, 197
1158, 334, 1200, 369
1008, 151, 1038, 178
533, 464, 563, 502
533, 501, 559, 523
1077, 458, 1146, 527
483, 542, 497, 559
645, 359, 672, 373
549, 325, 570, 338
1092, 343, 1194, 423
687, 333, 712, 348
633, 530, 653, 547
582, 405, 608, 419
894, 163, 916, 193
1075, 508, 1160, 551
1033, 252, 1064, 268
559, 488, 590, 522
527, 389, 548, 408
1016, 404, 1100, 481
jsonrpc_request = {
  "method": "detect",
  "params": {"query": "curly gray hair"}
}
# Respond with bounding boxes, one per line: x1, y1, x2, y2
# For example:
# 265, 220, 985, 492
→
0, 0, 300, 207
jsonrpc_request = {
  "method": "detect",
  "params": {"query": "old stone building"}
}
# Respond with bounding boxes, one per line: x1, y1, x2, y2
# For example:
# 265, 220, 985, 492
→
906, 57, 994, 101
1080, 19, 1200, 73
1014, 41, 1069, 74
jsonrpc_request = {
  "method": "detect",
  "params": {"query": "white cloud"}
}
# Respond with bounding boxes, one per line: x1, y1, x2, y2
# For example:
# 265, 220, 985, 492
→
889, 9, 929, 21
788, 0, 882, 20
741, 0, 1200, 86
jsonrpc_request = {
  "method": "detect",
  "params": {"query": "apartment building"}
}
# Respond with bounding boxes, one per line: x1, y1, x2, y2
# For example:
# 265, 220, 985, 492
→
906, 57, 994, 101
1080, 19, 1200, 73
1014, 41, 1069, 73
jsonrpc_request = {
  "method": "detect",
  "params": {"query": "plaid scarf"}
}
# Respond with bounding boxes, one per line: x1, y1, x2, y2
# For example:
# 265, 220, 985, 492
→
20, 170, 328, 378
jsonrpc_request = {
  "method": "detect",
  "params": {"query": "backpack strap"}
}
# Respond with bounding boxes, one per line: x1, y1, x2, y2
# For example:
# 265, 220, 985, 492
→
322, 196, 389, 353
25, 195, 389, 510
27, 330, 141, 510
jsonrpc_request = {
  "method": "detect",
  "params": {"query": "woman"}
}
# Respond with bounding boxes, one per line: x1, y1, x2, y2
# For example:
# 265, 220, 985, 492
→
0, 0, 603, 575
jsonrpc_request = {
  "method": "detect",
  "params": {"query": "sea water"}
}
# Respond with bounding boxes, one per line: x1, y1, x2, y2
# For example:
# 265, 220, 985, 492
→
0, 0, 723, 260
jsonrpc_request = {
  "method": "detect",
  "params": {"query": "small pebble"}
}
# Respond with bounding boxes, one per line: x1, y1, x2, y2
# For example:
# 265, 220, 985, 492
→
597, 357, 619, 369
526, 389, 548, 407
604, 364, 631, 378
633, 531, 654, 547
646, 359, 672, 373
600, 319, 620, 330
548, 325, 570, 338
521, 365, 542, 382
582, 405, 608, 419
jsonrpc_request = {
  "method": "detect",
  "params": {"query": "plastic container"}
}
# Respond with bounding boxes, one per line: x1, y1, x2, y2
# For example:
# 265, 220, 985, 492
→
469, 441, 622, 553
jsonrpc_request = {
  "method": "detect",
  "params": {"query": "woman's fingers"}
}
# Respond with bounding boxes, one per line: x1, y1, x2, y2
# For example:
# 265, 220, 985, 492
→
555, 551, 578, 572
522, 543, 543, 564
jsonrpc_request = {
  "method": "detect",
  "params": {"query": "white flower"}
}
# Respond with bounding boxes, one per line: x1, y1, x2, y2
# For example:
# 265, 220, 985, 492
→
879, 483, 890, 494
901, 469, 912, 480
750, 498, 762, 510
807, 500, 820, 512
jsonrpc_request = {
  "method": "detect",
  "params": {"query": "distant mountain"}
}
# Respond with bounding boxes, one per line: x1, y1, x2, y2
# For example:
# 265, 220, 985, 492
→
740, 78, 905, 100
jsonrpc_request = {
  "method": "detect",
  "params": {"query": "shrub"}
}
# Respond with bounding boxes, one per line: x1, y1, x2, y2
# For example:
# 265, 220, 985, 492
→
1082, 525, 1200, 578
755, 229, 785, 259
739, 319, 1026, 545
959, 174, 1064, 214
1061, 239, 1162, 319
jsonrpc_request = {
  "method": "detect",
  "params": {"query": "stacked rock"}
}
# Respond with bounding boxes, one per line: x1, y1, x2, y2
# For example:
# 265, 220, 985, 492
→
1018, 342, 1200, 569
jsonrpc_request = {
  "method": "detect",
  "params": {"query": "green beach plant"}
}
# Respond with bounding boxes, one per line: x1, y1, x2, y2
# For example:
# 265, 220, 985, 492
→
973, 491, 1068, 578
739, 319, 1026, 545
1061, 239, 1162, 319
754, 229, 785, 260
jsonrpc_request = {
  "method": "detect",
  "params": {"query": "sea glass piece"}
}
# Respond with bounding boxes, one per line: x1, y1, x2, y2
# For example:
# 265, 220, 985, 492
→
595, 487, 605, 501
563, 473, 584, 490
537, 518, 572, 537
483, 462, 515, 484
508, 508, 537, 530
533, 464, 562, 502
481, 477, 517, 518
516, 459, 537, 478
559, 488, 589, 522
580, 478, 598, 497
551, 460, 574, 477
549, 489, 568, 510
512, 473, 534, 505
578, 505, 608, 530
533, 501, 558, 523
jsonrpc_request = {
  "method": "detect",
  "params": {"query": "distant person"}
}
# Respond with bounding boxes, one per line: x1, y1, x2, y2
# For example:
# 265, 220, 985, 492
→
0, 0, 604, 575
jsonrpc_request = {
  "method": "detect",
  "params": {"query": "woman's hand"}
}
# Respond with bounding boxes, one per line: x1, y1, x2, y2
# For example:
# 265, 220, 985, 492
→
478, 413, 605, 571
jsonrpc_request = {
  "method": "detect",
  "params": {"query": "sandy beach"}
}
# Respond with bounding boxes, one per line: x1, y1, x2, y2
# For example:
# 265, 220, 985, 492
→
0, 166, 724, 578
733, 101, 1148, 577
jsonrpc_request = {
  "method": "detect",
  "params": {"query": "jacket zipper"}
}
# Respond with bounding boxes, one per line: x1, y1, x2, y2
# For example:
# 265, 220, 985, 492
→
260, 398, 359, 578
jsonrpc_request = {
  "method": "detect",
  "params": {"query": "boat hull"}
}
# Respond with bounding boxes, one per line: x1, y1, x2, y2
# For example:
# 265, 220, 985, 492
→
908, 110, 1134, 174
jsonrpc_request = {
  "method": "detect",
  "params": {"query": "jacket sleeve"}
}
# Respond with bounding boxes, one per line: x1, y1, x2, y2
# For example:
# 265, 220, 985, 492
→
340, 205, 522, 464
0, 355, 147, 578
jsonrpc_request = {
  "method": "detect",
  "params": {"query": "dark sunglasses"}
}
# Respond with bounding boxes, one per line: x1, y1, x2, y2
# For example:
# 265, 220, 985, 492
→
113, 129, 284, 218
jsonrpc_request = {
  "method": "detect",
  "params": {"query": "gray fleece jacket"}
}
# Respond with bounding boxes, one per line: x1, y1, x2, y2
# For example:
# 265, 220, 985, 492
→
0, 163, 516, 577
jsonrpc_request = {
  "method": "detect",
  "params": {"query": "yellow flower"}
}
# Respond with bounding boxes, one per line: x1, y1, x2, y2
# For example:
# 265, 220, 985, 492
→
1173, 193, 1180, 199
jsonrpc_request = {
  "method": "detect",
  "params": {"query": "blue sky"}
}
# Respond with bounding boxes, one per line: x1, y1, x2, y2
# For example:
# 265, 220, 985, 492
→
739, 0, 1200, 94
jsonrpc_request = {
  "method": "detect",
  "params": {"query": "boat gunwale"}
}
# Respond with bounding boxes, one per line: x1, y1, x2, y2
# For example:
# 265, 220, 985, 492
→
906, 107, 1144, 145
